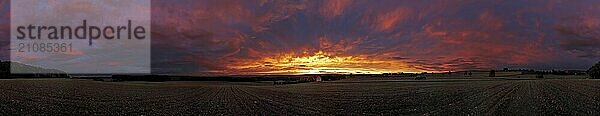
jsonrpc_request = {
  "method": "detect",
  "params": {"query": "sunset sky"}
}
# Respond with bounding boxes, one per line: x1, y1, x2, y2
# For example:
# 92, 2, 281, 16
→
1, 0, 600, 75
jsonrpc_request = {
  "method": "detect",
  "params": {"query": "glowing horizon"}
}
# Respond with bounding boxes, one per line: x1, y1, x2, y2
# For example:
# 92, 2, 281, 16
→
1, 0, 599, 76
226, 51, 435, 75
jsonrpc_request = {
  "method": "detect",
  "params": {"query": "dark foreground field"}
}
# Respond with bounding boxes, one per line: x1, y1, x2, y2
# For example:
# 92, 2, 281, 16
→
1, 77, 599, 115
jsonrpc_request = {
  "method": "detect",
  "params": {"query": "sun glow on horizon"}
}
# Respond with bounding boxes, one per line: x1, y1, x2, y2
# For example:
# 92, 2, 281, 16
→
228, 51, 431, 75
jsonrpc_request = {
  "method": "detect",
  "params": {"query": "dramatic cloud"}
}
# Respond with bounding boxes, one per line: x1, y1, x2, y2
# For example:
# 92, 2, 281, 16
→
1, 0, 599, 75
145, 0, 600, 75
319, 0, 353, 19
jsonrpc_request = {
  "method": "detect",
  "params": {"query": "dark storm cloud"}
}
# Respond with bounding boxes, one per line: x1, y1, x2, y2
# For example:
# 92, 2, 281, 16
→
554, 17, 600, 58
556, 26, 600, 58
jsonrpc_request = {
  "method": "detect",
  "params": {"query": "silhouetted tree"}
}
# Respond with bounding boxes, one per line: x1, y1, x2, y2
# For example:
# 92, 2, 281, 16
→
489, 70, 496, 77
0, 60, 8, 78
536, 73, 544, 78
589, 61, 600, 79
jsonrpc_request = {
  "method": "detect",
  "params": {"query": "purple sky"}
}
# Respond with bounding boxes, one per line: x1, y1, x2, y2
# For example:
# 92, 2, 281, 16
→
1, 0, 600, 75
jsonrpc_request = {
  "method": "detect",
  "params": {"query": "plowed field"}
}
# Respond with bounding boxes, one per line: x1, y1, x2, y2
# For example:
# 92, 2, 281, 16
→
1, 78, 599, 115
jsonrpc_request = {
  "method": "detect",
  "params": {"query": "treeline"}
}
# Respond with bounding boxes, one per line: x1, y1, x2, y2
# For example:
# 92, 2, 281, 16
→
519, 70, 587, 75
90, 74, 347, 83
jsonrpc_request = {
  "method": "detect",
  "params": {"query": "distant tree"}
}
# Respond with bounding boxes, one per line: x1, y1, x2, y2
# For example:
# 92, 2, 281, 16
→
489, 70, 496, 77
536, 73, 544, 78
589, 61, 600, 79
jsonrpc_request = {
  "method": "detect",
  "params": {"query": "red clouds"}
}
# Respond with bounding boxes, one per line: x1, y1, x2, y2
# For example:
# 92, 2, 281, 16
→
320, 0, 353, 19
369, 8, 411, 31
479, 10, 504, 30
416, 5, 555, 68
0, 0, 595, 75
120, 0, 600, 75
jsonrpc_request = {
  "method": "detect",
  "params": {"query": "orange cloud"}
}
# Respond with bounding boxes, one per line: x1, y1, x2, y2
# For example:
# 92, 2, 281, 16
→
320, 0, 353, 19
228, 51, 427, 75
318, 36, 363, 53
372, 8, 410, 31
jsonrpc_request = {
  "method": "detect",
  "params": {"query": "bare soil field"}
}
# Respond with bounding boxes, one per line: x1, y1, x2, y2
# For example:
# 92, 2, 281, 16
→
1, 77, 599, 115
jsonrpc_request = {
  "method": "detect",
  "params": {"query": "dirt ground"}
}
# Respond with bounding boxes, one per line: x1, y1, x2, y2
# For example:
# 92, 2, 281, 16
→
0, 77, 599, 115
